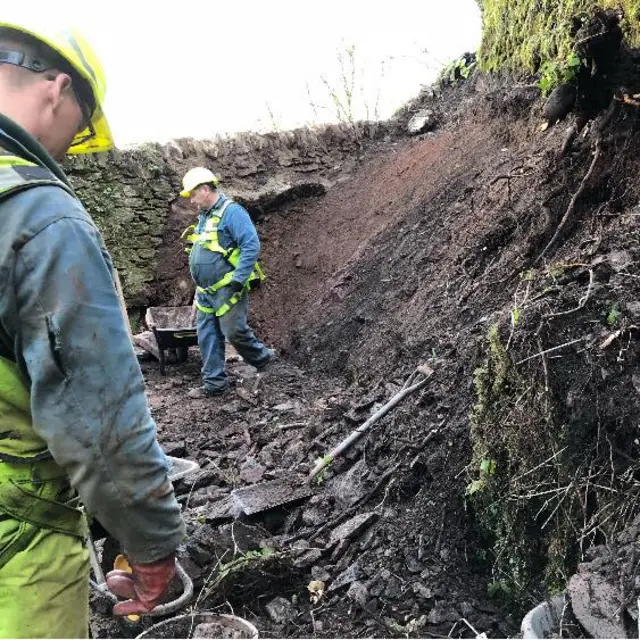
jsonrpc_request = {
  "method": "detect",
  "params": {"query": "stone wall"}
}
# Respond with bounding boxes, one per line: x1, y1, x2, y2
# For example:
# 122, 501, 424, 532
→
64, 121, 391, 308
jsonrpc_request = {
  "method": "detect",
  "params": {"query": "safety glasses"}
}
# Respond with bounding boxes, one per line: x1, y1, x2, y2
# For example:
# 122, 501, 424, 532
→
0, 48, 96, 143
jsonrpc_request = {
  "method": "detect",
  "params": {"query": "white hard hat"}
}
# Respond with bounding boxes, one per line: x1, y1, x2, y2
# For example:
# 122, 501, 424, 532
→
180, 167, 219, 197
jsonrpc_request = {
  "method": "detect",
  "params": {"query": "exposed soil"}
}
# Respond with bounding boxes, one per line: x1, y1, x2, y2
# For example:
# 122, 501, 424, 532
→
92, 36, 640, 638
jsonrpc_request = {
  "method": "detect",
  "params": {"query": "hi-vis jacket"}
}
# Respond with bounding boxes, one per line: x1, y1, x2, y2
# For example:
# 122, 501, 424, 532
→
186, 195, 264, 316
0, 113, 184, 564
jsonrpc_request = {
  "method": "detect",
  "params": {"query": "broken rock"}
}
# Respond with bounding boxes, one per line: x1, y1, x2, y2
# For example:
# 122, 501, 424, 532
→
294, 548, 323, 568
347, 581, 369, 609
407, 109, 436, 135
204, 496, 235, 525
185, 540, 214, 567
326, 459, 369, 508
569, 572, 627, 639
239, 457, 266, 484
330, 512, 378, 543
328, 562, 363, 592
412, 581, 433, 601
427, 604, 458, 625
311, 565, 331, 582
133, 331, 160, 361
163, 441, 187, 458
265, 596, 296, 624
384, 574, 402, 599
301, 505, 325, 527
231, 478, 313, 516
272, 401, 299, 413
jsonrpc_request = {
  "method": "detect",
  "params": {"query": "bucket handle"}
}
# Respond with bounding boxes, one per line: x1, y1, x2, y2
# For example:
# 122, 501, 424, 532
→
90, 560, 194, 617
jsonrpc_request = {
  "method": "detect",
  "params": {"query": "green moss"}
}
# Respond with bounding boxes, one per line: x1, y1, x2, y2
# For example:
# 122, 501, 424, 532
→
64, 151, 173, 306
468, 325, 570, 612
477, 0, 640, 75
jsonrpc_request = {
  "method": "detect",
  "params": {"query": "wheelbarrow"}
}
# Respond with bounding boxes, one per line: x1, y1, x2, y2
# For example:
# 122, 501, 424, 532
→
88, 456, 200, 618
145, 306, 198, 376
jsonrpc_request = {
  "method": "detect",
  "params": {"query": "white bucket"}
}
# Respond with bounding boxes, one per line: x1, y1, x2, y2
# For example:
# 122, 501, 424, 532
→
166, 456, 200, 482
135, 612, 259, 639
521, 594, 566, 639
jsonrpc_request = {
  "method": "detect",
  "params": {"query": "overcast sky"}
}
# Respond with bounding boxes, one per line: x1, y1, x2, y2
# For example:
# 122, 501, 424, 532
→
7, 1, 482, 147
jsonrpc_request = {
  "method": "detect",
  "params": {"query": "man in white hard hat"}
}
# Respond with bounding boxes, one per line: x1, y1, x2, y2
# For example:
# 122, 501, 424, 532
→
180, 168, 275, 398
0, 21, 184, 637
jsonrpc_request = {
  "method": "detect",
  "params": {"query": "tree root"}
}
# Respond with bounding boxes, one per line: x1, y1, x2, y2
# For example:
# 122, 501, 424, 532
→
536, 138, 603, 263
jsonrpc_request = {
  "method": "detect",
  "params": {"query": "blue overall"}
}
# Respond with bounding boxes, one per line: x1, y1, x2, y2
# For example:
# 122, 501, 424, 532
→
189, 195, 272, 391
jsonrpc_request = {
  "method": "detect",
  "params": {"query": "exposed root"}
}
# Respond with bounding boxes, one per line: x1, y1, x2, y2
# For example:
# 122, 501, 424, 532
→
536, 138, 603, 263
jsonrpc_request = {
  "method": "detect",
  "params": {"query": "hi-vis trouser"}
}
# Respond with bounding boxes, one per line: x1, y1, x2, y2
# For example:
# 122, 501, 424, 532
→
182, 199, 266, 317
0, 152, 90, 639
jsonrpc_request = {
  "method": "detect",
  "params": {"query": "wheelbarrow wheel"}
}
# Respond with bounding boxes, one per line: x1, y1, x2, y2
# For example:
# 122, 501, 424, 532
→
176, 346, 189, 363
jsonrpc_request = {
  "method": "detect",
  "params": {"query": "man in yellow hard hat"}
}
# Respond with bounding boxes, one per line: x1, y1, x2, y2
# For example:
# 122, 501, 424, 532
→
180, 167, 275, 398
0, 21, 185, 638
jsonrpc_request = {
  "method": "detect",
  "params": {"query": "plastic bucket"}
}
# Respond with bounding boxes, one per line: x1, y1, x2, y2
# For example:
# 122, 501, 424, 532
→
521, 594, 566, 639
166, 456, 200, 482
135, 612, 259, 639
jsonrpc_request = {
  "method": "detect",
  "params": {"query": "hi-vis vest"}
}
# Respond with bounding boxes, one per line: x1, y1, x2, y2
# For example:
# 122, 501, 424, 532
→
182, 199, 266, 317
0, 152, 87, 569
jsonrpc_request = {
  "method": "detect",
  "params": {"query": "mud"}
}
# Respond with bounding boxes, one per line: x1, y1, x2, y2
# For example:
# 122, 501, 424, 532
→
91, 43, 640, 639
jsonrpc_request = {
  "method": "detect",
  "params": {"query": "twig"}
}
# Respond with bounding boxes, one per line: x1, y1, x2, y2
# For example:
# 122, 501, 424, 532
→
513, 484, 574, 500
490, 169, 534, 207
516, 338, 585, 365
507, 280, 532, 350
188, 550, 230, 637
546, 269, 595, 318
536, 138, 603, 262
434, 510, 446, 555
599, 328, 625, 350
538, 480, 575, 530
184, 470, 207, 510
538, 337, 550, 393
371, 477, 396, 512
310, 424, 340, 448
277, 422, 307, 430
512, 447, 567, 483
310, 608, 317, 639
490, 171, 533, 185
460, 618, 485, 638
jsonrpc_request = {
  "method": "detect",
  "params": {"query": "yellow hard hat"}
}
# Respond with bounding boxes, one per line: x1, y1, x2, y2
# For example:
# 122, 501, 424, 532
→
0, 20, 113, 155
180, 167, 220, 197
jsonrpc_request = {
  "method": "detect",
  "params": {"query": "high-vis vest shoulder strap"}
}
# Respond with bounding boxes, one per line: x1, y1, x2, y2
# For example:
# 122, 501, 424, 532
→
0, 152, 86, 565
185, 199, 235, 255
0, 153, 74, 202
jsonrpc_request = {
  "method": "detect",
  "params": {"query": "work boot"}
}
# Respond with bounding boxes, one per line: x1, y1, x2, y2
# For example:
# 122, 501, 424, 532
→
255, 350, 278, 373
187, 386, 228, 399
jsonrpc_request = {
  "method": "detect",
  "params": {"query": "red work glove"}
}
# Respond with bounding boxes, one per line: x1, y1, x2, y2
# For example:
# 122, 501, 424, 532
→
106, 554, 176, 616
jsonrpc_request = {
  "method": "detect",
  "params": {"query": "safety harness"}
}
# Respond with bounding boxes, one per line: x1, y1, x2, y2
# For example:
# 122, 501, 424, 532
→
183, 199, 266, 317
0, 151, 87, 570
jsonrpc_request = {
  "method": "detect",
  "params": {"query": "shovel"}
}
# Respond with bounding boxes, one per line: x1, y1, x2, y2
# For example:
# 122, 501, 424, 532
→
307, 364, 434, 483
